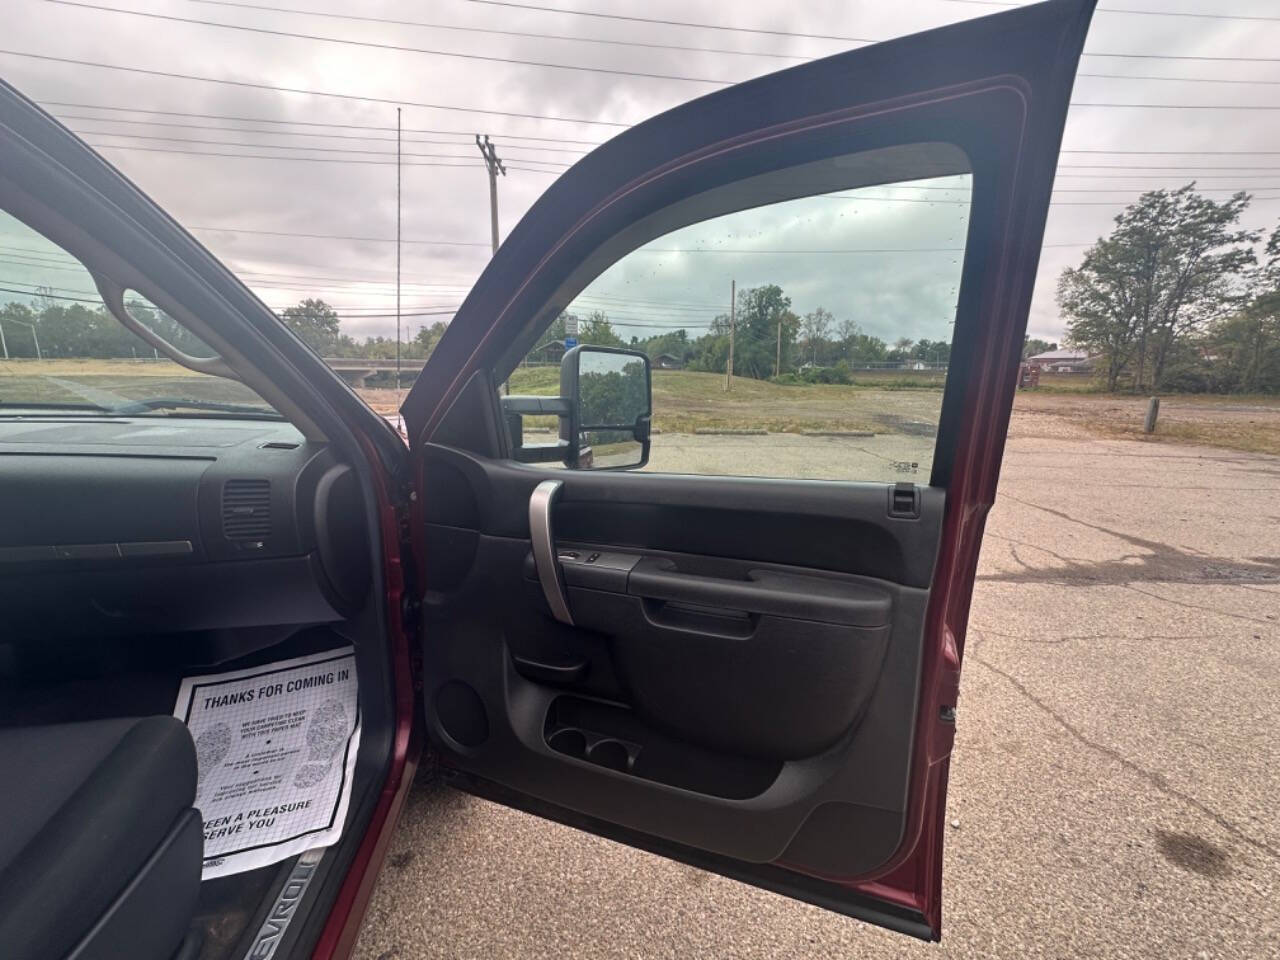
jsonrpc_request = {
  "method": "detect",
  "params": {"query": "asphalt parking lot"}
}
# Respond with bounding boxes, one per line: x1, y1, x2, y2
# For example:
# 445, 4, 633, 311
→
353, 426, 1280, 960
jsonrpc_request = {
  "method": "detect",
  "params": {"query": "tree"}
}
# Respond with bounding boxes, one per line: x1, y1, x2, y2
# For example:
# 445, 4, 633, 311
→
1210, 223, 1280, 393
415, 321, 448, 357
1060, 185, 1257, 391
1023, 337, 1058, 359
734, 285, 795, 378
636, 328, 693, 365
911, 339, 951, 364
576, 311, 626, 348
801, 307, 833, 365
847, 332, 888, 365
282, 298, 341, 354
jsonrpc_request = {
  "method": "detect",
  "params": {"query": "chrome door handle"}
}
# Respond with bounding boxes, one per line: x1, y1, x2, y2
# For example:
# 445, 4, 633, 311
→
529, 479, 573, 625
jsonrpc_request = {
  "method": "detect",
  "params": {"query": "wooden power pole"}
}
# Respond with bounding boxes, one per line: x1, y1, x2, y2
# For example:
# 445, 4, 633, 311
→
475, 134, 506, 254
775, 316, 783, 378
477, 134, 507, 393
724, 279, 735, 391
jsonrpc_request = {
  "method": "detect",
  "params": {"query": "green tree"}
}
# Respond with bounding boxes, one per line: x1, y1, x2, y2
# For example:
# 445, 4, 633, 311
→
845, 332, 887, 365
1023, 337, 1059, 359
636, 328, 693, 364
282, 298, 341, 354
1060, 185, 1256, 391
577, 311, 626, 348
415, 320, 449, 357
1208, 223, 1280, 393
734, 285, 795, 378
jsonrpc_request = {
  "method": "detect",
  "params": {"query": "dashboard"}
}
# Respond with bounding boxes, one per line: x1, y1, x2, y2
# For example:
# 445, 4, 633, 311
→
0, 417, 370, 644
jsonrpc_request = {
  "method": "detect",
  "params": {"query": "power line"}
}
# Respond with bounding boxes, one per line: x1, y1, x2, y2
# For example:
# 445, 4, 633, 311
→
84, 141, 495, 168
461, 0, 875, 43
0, 283, 102, 304
68, 138, 1280, 196
0, 241, 487, 287
48, 1, 739, 86
939, 0, 1280, 23
57, 114, 592, 154
190, 225, 492, 247
1073, 102, 1280, 110
0, 271, 462, 315
0, 50, 631, 128
45, 101, 1280, 155
186, 0, 809, 62
1083, 52, 1280, 65
15, 48, 1280, 138
72, 128, 572, 165
232, 270, 474, 286
77, 139, 1280, 185
84, 140, 561, 173
464, 0, 1280, 63
1063, 148, 1280, 156
77, 127, 1280, 179
1077, 71, 1280, 87
1060, 162, 1280, 171
38, 100, 605, 145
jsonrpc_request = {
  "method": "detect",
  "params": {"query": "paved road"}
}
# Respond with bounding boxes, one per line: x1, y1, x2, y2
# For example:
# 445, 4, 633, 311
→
354, 433, 1280, 960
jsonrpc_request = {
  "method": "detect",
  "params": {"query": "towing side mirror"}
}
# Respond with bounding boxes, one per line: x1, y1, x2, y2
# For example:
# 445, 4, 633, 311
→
559, 345, 651, 470
500, 345, 652, 470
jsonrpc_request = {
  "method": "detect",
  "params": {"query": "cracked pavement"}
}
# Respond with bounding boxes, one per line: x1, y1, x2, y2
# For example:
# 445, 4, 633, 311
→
354, 434, 1280, 960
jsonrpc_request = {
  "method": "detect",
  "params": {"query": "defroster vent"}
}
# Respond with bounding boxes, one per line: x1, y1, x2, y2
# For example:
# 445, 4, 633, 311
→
222, 479, 271, 541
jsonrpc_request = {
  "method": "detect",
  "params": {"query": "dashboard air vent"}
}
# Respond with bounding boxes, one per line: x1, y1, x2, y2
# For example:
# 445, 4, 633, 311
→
222, 479, 271, 541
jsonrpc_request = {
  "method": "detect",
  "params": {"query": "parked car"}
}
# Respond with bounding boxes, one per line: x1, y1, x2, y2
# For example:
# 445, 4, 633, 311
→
0, 1, 1093, 957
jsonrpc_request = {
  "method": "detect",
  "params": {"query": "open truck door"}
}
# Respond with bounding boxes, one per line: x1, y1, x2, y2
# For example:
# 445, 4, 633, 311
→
400, 0, 1094, 940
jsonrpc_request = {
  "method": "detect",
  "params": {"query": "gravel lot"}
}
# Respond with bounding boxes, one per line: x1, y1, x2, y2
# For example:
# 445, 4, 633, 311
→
353, 418, 1280, 960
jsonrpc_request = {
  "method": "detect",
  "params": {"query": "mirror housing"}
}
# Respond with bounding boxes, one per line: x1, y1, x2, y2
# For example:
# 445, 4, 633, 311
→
559, 345, 652, 470
500, 345, 652, 470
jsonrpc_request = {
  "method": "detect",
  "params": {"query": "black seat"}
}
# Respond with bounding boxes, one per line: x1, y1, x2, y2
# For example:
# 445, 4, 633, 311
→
0, 716, 203, 960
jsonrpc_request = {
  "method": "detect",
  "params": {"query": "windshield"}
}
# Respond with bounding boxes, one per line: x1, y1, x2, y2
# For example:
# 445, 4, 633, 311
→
0, 209, 277, 417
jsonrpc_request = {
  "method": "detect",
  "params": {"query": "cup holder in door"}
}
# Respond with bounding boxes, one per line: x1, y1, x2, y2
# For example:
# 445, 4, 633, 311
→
547, 727, 588, 759
586, 738, 632, 773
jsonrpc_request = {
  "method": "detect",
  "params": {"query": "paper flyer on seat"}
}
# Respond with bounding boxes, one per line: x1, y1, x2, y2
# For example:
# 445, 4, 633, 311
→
174, 647, 361, 879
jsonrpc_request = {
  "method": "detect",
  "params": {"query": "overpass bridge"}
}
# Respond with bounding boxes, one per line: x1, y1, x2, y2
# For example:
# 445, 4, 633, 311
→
323, 357, 426, 387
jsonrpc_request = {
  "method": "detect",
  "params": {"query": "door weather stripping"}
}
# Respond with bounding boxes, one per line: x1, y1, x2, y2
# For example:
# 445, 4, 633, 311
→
529, 479, 573, 625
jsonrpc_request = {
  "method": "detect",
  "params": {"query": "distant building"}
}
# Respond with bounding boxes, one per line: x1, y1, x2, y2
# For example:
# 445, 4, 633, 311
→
653, 353, 684, 370
1026, 348, 1093, 373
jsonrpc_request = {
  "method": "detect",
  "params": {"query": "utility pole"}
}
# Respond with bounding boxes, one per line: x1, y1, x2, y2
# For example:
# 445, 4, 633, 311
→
724, 279, 735, 391
477, 134, 507, 392
476, 135, 506, 254
0, 319, 7, 360
775, 316, 783, 378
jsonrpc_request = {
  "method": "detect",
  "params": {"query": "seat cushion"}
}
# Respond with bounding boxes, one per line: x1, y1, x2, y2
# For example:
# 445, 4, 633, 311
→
0, 716, 201, 960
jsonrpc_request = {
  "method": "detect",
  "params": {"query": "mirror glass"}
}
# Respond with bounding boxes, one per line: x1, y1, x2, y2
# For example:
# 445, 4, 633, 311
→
577, 349, 649, 428
579, 432, 643, 469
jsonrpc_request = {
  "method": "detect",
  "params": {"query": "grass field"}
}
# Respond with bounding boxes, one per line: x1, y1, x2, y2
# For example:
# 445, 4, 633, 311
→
4, 358, 1278, 456
507, 366, 945, 435
0, 358, 265, 408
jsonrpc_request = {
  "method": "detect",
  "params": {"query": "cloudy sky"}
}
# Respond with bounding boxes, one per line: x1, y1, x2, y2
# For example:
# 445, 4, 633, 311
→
3, 0, 1279, 348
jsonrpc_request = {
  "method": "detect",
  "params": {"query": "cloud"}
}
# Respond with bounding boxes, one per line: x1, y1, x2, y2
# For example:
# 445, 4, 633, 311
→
1, 0, 1276, 350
